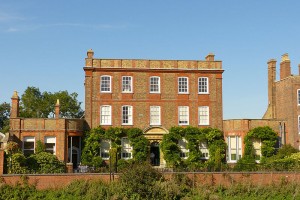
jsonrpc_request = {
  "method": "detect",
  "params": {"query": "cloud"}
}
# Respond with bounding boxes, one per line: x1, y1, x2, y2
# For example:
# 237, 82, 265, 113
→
0, 12, 25, 22
5, 27, 19, 32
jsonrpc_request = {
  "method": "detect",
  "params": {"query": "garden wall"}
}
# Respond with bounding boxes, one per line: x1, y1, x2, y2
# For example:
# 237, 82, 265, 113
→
1, 172, 300, 190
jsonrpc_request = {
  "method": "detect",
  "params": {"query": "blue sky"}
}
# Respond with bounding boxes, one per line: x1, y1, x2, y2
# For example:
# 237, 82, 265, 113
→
1, 1, 300, 119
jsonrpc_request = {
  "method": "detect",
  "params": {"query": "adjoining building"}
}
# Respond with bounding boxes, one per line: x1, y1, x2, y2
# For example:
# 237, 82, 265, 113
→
84, 49, 224, 167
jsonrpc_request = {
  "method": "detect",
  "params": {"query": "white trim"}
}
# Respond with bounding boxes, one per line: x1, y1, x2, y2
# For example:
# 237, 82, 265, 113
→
149, 76, 160, 93
227, 136, 242, 163
100, 105, 112, 125
44, 136, 56, 155
100, 75, 112, 93
122, 105, 133, 125
150, 106, 161, 125
122, 76, 133, 93
23, 136, 35, 155
178, 77, 189, 94
178, 106, 189, 125
198, 77, 209, 94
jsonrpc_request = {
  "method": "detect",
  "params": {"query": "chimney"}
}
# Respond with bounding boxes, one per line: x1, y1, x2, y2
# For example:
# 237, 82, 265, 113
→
87, 49, 94, 59
10, 91, 20, 118
55, 99, 60, 119
267, 59, 277, 118
205, 53, 215, 61
280, 53, 291, 80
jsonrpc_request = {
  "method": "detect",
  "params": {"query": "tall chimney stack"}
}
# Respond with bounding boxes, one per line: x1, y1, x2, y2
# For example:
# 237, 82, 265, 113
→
55, 99, 60, 119
10, 91, 20, 118
205, 53, 215, 61
280, 53, 291, 80
267, 59, 276, 118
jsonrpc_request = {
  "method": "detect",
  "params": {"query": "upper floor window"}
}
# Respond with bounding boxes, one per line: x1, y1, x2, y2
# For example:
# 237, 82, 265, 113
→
298, 115, 300, 134
227, 136, 242, 163
122, 106, 133, 125
199, 106, 209, 125
199, 141, 209, 159
100, 105, 112, 125
178, 138, 189, 159
198, 77, 209, 94
150, 106, 161, 125
298, 89, 300, 105
122, 76, 133, 93
100, 75, 111, 93
150, 76, 160, 93
121, 137, 132, 159
100, 139, 111, 160
44, 136, 56, 155
23, 137, 35, 156
178, 106, 189, 125
178, 77, 188, 94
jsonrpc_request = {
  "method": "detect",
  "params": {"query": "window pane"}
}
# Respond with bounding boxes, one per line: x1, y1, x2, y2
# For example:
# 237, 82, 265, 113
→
122, 76, 132, 92
100, 76, 111, 92
179, 106, 189, 125
199, 106, 209, 125
100, 106, 111, 125
122, 106, 132, 125
100, 140, 111, 159
178, 77, 188, 93
179, 138, 189, 159
150, 106, 160, 125
198, 77, 208, 93
150, 77, 160, 93
121, 138, 132, 159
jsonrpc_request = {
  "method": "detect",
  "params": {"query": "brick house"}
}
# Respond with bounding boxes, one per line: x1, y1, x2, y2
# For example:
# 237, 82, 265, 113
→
9, 92, 85, 169
263, 53, 300, 149
84, 49, 224, 167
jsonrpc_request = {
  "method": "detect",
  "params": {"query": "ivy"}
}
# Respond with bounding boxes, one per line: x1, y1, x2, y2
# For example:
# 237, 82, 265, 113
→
161, 126, 226, 171
81, 126, 150, 169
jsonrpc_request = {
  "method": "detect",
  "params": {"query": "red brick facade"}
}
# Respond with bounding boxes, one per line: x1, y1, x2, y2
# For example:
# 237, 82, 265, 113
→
84, 50, 224, 132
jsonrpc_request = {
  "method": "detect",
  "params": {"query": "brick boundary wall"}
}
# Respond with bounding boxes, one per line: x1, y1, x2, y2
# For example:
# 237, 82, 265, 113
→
1, 172, 300, 190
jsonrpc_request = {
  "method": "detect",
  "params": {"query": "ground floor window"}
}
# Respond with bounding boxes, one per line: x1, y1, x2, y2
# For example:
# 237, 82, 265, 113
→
178, 138, 189, 159
44, 136, 56, 155
199, 141, 209, 159
100, 139, 111, 160
121, 137, 132, 159
227, 136, 242, 162
23, 136, 35, 156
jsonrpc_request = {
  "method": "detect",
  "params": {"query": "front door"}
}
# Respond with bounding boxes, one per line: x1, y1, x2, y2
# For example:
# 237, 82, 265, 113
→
150, 142, 160, 166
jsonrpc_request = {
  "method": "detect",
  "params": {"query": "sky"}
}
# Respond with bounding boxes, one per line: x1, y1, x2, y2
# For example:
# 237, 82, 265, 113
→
1, 1, 300, 120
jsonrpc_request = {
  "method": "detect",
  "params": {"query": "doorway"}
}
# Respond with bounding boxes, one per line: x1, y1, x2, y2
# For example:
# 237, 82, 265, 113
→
150, 142, 160, 166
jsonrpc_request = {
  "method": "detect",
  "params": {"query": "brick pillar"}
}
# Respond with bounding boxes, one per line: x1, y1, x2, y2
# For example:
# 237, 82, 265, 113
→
268, 59, 277, 118
66, 163, 73, 173
0, 150, 4, 175
55, 99, 60, 119
280, 53, 291, 80
205, 53, 215, 61
10, 91, 20, 118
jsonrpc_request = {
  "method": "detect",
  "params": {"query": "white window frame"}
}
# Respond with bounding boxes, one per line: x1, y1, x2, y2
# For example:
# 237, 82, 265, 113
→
199, 141, 209, 159
122, 76, 133, 93
44, 136, 56, 155
298, 89, 300, 105
199, 106, 209, 125
178, 106, 189, 125
23, 136, 35, 156
121, 137, 133, 159
178, 138, 189, 159
178, 77, 189, 94
122, 105, 133, 125
100, 139, 111, 160
100, 105, 112, 125
100, 75, 112, 93
227, 136, 242, 163
198, 77, 209, 94
150, 106, 161, 125
150, 76, 160, 93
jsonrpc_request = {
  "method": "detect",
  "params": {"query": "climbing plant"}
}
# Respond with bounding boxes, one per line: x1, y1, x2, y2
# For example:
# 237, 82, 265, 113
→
161, 126, 226, 171
81, 126, 150, 169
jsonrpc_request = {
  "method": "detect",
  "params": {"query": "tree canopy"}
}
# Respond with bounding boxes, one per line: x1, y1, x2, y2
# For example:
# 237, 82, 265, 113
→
0, 102, 10, 133
19, 86, 83, 118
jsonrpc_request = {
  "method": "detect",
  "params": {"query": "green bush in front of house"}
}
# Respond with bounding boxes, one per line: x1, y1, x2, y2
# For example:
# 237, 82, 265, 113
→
160, 126, 227, 171
80, 126, 150, 171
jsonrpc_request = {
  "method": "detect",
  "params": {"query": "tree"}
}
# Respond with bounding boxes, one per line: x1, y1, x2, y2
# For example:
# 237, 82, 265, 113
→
0, 102, 10, 133
19, 86, 83, 118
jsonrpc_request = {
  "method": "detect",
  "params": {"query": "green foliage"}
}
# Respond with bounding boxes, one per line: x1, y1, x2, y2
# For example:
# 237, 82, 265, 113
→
0, 102, 10, 133
9, 153, 28, 174
81, 126, 150, 170
161, 126, 226, 171
276, 144, 299, 159
19, 86, 83, 118
35, 140, 46, 154
27, 152, 65, 173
